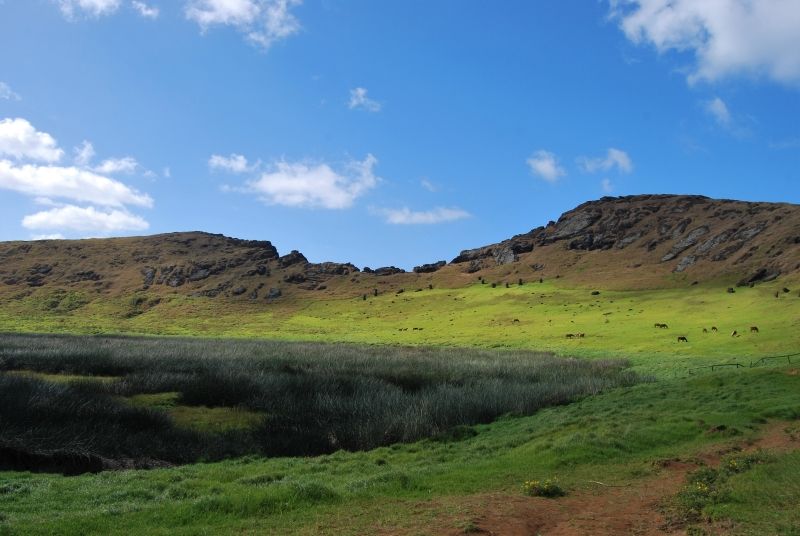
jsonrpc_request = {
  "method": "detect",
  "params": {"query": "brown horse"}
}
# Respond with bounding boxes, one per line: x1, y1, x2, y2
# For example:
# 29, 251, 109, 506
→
750, 326, 759, 333
711, 326, 718, 332
677, 336, 688, 342
702, 328, 708, 333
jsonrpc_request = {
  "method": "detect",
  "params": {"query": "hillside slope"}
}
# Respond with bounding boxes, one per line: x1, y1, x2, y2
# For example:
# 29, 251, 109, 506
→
1, 195, 798, 304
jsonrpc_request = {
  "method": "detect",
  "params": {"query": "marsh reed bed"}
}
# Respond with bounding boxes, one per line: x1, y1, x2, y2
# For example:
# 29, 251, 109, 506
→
0, 333, 639, 470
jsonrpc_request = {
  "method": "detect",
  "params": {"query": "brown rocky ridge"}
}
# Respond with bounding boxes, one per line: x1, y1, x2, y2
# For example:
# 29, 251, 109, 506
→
0, 194, 798, 302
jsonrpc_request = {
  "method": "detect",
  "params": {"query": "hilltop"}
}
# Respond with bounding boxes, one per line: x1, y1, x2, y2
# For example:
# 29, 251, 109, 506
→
1, 195, 798, 305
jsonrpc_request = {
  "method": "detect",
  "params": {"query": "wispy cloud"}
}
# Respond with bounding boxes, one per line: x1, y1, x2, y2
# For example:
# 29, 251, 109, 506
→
577, 148, 633, 174
56, 0, 122, 19
769, 138, 800, 150
0, 82, 21, 101
704, 97, 731, 126
701, 96, 751, 137
209, 153, 253, 173
31, 233, 66, 240
420, 178, 438, 192
601, 178, 614, 193
93, 156, 139, 174
73, 141, 96, 167
348, 87, 381, 112
526, 150, 566, 182
185, 0, 302, 49
376, 206, 471, 225
132, 1, 159, 18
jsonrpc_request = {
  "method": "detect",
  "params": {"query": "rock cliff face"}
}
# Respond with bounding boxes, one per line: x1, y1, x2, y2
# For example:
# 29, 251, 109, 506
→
0, 232, 360, 300
0, 195, 798, 301
449, 195, 799, 283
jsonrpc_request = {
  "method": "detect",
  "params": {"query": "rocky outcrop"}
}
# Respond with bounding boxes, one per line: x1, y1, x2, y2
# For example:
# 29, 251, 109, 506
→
413, 261, 446, 274
278, 250, 307, 268
661, 226, 709, 262
451, 231, 538, 267
737, 267, 781, 286
307, 262, 359, 276
373, 266, 406, 276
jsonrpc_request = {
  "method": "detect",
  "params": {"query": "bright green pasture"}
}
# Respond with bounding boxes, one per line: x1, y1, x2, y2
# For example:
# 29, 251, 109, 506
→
1, 281, 798, 375
1, 366, 798, 535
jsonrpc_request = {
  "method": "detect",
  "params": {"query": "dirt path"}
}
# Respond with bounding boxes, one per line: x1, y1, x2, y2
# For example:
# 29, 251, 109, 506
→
376, 421, 798, 536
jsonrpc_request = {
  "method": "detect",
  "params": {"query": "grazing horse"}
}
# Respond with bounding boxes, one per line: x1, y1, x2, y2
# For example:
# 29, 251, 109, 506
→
750, 326, 759, 333
677, 336, 688, 342
576, 333, 585, 338
654, 323, 669, 329
711, 326, 718, 332
731, 330, 739, 337
702, 328, 708, 333
565, 333, 575, 339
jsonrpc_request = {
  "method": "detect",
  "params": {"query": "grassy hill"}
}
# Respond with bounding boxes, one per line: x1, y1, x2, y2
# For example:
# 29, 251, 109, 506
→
0, 194, 798, 370
1, 194, 799, 535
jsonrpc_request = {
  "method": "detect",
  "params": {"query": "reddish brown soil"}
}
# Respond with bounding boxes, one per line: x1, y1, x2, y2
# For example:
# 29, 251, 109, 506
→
376, 422, 798, 536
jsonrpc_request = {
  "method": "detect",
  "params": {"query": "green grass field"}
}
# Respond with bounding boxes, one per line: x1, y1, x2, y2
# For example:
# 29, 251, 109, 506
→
1, 280, 798, 376
1, 365, 798, 535
0, 280, 799, 535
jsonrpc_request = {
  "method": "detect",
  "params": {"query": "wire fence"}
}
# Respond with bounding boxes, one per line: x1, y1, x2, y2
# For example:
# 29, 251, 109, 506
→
687, 351, 800, 374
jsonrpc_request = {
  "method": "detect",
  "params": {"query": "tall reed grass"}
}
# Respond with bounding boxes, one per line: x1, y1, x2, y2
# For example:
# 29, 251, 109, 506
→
0, 334, 640, 469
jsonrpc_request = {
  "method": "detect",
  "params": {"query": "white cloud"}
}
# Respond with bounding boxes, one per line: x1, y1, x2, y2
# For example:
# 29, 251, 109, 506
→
93, 156, 139, 174
769, 138, 800, 150
705, 96, 731, 126
34, 197, 60, 206
348, 87, 382, 112
610, 0, 800, 86
56, 0, 122, 18
0, 118, 64, 163
377, 206, 471, 225
22, 205, 149, 233
209, 153, 252, 173
578, 148, 633, 174
0, 160, 153, 208
526, 150, 566, 182
1, 117, 152, 237
420, 178, 438, 192
242, 154, 379, 209
0, 82, 21, 101
185, 0, 302, 49
132, 1, 159, 18
73, 140, 96, 166
31, 233, 66, 240
601, 178, 614, 193
162, 166, 171, 178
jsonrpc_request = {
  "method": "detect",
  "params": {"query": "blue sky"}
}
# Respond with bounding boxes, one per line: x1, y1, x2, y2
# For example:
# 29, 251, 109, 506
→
1, 0, 798, 269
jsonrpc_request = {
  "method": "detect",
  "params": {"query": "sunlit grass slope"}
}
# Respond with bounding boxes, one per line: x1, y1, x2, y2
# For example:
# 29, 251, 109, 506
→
1, 280, 797, 375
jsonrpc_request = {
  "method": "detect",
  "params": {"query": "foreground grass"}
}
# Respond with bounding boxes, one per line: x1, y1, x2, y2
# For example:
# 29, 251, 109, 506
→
1, 365, 797, 535
1, 280, 798, 375
706, 448, 800, 534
